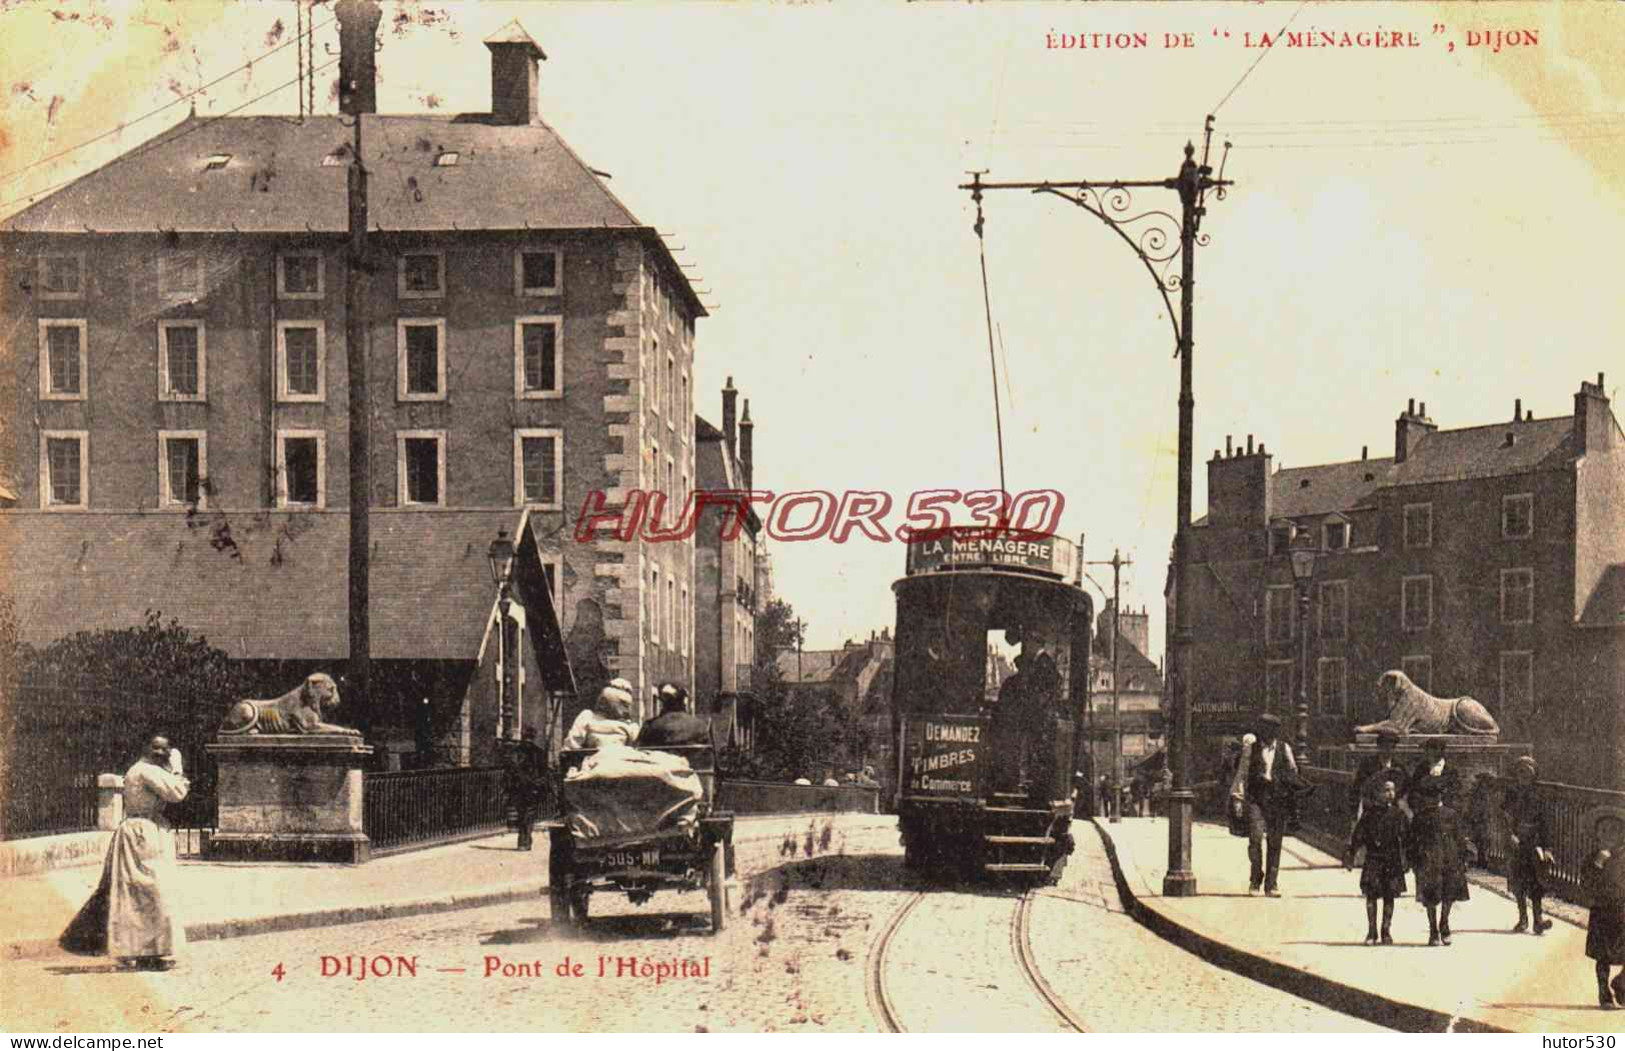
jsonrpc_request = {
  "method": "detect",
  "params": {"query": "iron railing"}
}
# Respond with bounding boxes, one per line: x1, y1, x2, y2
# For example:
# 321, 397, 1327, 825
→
363, 766, 507, 855
1298, 766, 1625, 906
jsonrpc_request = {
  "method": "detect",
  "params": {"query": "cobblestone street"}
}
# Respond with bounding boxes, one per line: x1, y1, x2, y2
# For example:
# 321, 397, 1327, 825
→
3, 818, 1389, 1032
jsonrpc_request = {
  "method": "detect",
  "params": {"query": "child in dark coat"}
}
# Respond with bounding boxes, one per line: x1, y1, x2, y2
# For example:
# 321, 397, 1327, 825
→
1585, 814, 1625, 1010
1503, 756, 1553, 934
1406, 783, 1469, 946
1347, 776, 1408, 945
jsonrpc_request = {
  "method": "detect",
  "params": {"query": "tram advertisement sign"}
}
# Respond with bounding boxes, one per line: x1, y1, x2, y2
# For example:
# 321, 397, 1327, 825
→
904, 717, 985, 796
906, 534, 1069, 576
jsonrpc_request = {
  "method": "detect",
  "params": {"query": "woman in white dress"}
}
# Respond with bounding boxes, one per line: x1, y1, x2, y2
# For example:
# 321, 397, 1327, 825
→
60, 736, 191, 970
563, 682, 640, 750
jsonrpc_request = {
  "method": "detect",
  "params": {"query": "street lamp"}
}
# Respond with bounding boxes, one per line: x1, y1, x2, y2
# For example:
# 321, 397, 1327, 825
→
1289, 545, 1316, 759
488, 529, 517, 739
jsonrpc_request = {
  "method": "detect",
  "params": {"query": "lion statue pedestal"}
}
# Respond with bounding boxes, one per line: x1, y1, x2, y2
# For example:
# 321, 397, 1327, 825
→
205, 674, 375, 864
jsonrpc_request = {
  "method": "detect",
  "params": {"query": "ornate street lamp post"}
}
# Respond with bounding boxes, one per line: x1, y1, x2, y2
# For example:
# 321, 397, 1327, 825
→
1290, 545, 1316, 759
488, 529, 517, 739
962, 120, 1233, 896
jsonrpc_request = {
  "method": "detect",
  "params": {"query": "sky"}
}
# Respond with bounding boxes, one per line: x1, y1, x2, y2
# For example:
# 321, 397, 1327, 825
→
3, 1, 1621, 660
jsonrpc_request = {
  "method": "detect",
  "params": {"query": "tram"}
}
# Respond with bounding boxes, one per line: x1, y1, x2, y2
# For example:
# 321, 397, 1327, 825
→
890, 528, 1093, 882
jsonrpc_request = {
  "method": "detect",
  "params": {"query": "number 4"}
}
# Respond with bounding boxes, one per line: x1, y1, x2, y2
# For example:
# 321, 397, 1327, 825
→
272, 963, 286, 982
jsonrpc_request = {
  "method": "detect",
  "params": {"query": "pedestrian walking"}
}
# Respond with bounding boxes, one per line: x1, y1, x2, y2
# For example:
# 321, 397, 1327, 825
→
1348, 730, 1402, 842
1406, 780, 1469, 946
1346, 776, 1408, 945
503, 732, 544, 851
1229, 712, 1300, 897
1405, 737, 1463, 813
60, 735, 191, 970
1502, 755, 1553, 935
1584, 810, 1625, 1009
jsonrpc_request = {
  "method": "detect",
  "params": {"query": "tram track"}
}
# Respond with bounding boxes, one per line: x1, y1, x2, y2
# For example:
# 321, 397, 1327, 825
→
866, 886, 1086, 1033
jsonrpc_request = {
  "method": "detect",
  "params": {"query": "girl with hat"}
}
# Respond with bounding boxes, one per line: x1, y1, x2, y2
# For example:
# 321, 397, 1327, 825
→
1502, 755, 1553, 934
1346, 774, 1409, 945
1584, 808, 1625, 1009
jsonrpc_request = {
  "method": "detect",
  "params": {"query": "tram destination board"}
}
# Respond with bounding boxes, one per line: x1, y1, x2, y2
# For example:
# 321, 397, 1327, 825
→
903, 715, 985, 796
905, 532, 1075, 578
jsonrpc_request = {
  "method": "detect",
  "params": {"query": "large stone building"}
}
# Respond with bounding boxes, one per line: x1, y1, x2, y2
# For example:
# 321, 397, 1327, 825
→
694, 379, 762, 748
1173, 377, 1624, 789
0, 10, 705, 765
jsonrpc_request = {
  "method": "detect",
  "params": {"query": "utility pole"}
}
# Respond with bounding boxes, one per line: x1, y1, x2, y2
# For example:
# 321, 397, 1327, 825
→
963, 119, 1231, 896
1084, 550, 1132, 823
337, 0, 381, 738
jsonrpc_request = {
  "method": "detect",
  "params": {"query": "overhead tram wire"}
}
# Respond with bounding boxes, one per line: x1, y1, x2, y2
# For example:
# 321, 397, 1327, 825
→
0, 57, 340, 216
0, 14, 337, 186
969, 172, 1008, 499
1210, 0, 1312, 115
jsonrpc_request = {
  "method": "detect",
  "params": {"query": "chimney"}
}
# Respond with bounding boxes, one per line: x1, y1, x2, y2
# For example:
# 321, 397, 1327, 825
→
1514, 398, 1522, 423
484, 20, 546, 126
1361, 445, 1368, 460
721, 377, 738, 464
1575, 372, 1613, 456
1206, 435, 1273, 528
1394, 398, 1436, 464
739, 397, 755, 492
335, 0, 383, 116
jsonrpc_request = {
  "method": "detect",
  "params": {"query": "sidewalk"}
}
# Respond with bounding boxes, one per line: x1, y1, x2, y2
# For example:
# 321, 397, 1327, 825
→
1093, 817, 1625, 1034
2, 814, 894, 961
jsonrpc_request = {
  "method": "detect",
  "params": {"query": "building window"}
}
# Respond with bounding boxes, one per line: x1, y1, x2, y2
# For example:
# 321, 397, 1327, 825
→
158, 321, 206, 401
1401, 574, 1433, 632
398, 251, 444, 299
1401, 655, 1432, 693
515, 249, 562, 296
1317, 657, 1347, 715
668, 577, 676, 653
648, 567, 660, 645
650, 338, 661, 418
277, 430, 325, 509
665, 355, 675, 425
681, 586, 689, 657
1403, 502, 1433, 549
1502, 493, 1533, 540
541, 559, 561, 606
514, 428, 563, 509
39, 431, 88, 510
159, 252, 202, 299
158, 430, 206, 509
514, 316, 562, 398
39, 253, 84, 299
1269, 526, 1292, 556
1265, 585, 1294, 644
681, 372, 690, 421
397, 319, 446, 401
397, 431, 446, 507
277, 253, 324, 299
1318, 580, 1349, 640
1500, 651, 1533, 722
1501, 568, 1534, 625
276, 321, 325, 402
1323, 521, 1349, 551
1264, 661, 1292, 714
38, 320, 87, 400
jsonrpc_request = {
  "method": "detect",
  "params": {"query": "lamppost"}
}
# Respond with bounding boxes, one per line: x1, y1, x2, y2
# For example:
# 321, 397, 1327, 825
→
1289, 545, 1316, 760
962, 120, 1233, 896
488, 528, 517, 740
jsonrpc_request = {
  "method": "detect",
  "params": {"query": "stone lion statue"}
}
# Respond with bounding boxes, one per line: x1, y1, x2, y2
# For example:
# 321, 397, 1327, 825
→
1354, 670, 1500, 737
219, 673, 360, 736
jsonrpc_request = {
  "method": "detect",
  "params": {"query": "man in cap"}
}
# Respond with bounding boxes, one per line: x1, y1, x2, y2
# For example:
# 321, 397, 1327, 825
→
637, 683, 711, 749
1230, 712, 1300, 896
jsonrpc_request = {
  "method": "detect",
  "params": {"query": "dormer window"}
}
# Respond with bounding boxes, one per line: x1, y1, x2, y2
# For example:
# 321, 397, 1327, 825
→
434, 151, 459, 167
1323, 521, 1349, 551
204, 154, 232, 171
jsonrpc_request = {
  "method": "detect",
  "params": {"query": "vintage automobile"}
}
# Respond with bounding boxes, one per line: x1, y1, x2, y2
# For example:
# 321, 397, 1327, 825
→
542, 743, 736, 933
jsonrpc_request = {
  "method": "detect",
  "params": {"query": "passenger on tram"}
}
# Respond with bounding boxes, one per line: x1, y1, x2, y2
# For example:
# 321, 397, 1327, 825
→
991, 627, 1060, 792
564, 683, 640, 750
637, 684, 711, 749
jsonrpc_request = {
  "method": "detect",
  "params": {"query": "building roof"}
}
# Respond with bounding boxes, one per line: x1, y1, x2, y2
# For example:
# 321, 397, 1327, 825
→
0, 113, 704, 315
0, 509, 559, 662
777, 648, 850, 685
1270, 456, 1394, 518
1389, 416, 1574, 487
1092, 632, 1164, 694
